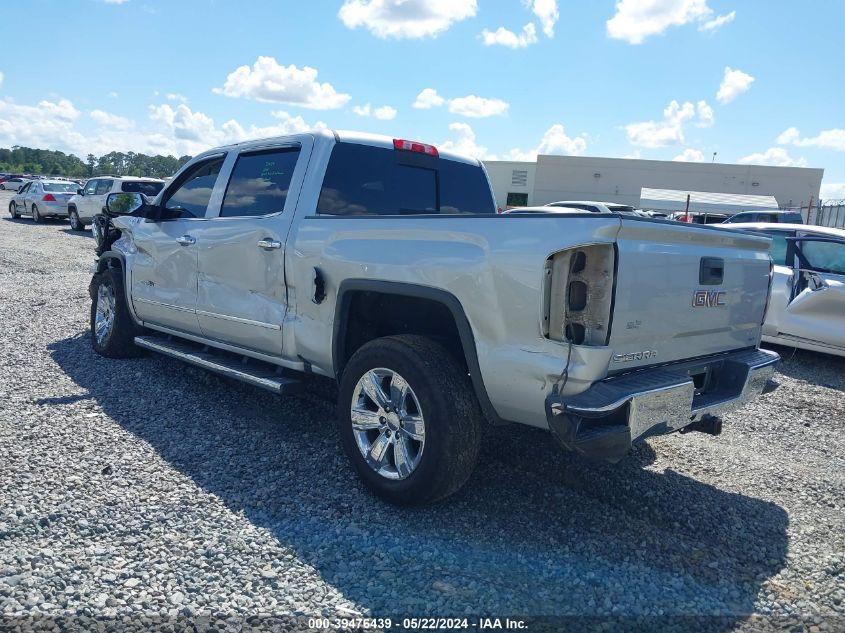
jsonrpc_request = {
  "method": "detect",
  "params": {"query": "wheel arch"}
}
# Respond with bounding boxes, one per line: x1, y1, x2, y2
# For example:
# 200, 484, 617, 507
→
333, 279, 504, 425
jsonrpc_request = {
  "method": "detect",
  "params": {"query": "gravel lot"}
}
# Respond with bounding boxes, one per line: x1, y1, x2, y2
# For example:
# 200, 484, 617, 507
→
1, 188, 844, 631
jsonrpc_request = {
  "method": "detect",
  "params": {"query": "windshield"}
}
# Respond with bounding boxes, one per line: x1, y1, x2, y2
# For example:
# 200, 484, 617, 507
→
122, 181, 165, 196
43, 182, 77, 193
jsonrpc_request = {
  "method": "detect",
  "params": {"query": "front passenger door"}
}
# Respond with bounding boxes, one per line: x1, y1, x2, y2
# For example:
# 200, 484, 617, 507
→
777, 237, 845, 353
129, 156, 225, 334
191, 142, 309, 354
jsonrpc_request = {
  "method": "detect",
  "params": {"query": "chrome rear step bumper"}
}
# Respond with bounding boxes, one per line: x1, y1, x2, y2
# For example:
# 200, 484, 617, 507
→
545, 348, 779, 462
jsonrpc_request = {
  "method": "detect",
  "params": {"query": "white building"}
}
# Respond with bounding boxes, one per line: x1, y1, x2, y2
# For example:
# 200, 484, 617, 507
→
484, 155, 824, 213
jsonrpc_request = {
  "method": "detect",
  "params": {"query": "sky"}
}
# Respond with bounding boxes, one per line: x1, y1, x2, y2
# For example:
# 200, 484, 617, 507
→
1, 0, 843, 199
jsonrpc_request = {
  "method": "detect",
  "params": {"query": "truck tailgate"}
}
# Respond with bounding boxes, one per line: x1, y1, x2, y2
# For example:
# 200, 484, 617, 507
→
609, 218, 772, 371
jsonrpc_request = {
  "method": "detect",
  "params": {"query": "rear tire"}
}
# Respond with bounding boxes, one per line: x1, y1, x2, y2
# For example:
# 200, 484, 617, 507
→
31, 204, 41, 223
337, 335, 483, 505
69, 209, 83, 231
90, 267, 143, 358
9, 202, 19, 219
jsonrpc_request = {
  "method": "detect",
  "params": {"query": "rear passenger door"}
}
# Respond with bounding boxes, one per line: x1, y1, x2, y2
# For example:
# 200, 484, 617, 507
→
191, 139, 311, 355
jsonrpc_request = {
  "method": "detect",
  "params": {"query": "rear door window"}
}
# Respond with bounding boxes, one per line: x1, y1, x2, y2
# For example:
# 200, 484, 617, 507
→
220, 148, 301, 217
763, 230, 795, 265
316, 143, 494, 216
95, 179, 112, 195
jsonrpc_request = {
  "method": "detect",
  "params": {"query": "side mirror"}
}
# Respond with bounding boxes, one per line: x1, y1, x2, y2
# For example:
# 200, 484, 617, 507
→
105, 192, 146, 217
77, 188, 84, 195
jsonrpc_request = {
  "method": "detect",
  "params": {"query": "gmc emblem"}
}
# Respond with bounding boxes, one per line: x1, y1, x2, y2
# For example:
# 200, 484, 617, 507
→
692, 290, 726, 307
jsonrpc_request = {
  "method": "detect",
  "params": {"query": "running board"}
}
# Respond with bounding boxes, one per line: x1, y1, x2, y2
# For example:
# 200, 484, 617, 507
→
134, 334, 303, 395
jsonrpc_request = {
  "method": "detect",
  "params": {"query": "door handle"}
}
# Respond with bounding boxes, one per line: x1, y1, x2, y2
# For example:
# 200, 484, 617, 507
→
257, 238, 282, 250
176, 235, 196, 246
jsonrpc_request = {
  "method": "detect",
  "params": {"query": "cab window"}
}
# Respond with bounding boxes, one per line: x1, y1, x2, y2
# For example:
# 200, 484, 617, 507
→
220, 148, 300, 218
163, 157, 225, 219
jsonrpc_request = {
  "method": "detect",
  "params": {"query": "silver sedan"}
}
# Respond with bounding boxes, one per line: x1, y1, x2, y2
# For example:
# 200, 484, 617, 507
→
8, 179, 78, 222
723, 222, 845, 358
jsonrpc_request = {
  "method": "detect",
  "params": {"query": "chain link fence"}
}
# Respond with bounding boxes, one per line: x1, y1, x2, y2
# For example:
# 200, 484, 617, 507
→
808, 200, 845, 229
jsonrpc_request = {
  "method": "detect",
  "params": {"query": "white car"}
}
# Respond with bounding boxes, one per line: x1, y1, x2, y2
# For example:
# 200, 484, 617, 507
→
8, 179, 78, 222
1, 177, 29, 192
67, 176, 165, 231
545, 200, 640, 215
724, 222, 845, 358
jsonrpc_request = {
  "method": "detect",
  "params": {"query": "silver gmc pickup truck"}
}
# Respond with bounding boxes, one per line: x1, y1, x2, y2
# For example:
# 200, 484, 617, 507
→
89, 129, 779, 505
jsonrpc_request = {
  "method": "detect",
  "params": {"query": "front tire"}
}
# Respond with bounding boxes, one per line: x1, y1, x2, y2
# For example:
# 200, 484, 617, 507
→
31, 204, 41, 223
90, 267, 143, 358
338, 335, 483, 505
69, 209, 83, 231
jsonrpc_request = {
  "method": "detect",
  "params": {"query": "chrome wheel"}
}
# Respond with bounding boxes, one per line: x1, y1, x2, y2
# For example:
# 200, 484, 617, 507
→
351, 368, 425, 480
92, 218, 102, 243
94, 282, 116, 345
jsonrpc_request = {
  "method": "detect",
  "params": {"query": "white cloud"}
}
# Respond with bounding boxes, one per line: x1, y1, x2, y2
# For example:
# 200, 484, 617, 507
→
737, 147, 807, 168
0, 98, 85, 154
440, 122, 586, 161
374, 105, 397, 120
166, 93, 188, 103
215, 56, 350, 110
777, 127, 845, 151
607, 0, 733, 44
625, 99, 711, 148
503, 124, 588, 160
440, 122, 492, 159
820, 183, 845, 200
102, 0, 129, 4
481, 0, 557, 49
0, 95, 325, 159
695, 100, 714, 127
716, 66, 754, 104
0, 72, 4, 89
338, 0, 477, 39
448, 95, 509, 118
353, 103, 397, 120
673, 148, 705, 162
481, 23, 538, 48
413, 88, 445, 109
535, 124, 587, 156
530, 0, 559, 37
90, 109, 134, 131
698, 10, 735, 32
107, 91, 118, 98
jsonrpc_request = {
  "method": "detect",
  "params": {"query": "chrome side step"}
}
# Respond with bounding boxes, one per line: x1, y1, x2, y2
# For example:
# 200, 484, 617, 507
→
134, 335, 303, 395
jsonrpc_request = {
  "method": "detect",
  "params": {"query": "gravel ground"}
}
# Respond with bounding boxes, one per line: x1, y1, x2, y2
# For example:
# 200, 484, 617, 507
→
1, 190, 844, 632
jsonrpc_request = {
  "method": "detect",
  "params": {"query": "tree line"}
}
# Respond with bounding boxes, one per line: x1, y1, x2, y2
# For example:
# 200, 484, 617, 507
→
0, 146, 192, 179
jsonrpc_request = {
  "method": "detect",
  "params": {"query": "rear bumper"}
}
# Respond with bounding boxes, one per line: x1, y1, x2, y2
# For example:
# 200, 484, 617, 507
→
545, 348, 779, 462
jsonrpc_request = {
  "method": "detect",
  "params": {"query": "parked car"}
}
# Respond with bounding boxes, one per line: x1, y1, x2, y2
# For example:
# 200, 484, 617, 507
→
89, 129, 778, 505
0, 177, 29, 192
8, 179, 78, 222
667, 211, 731, 224
722, 222, 845, 358
723, 210, 803, 224
67, 176, 165, 231
545, 200, 639, 215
